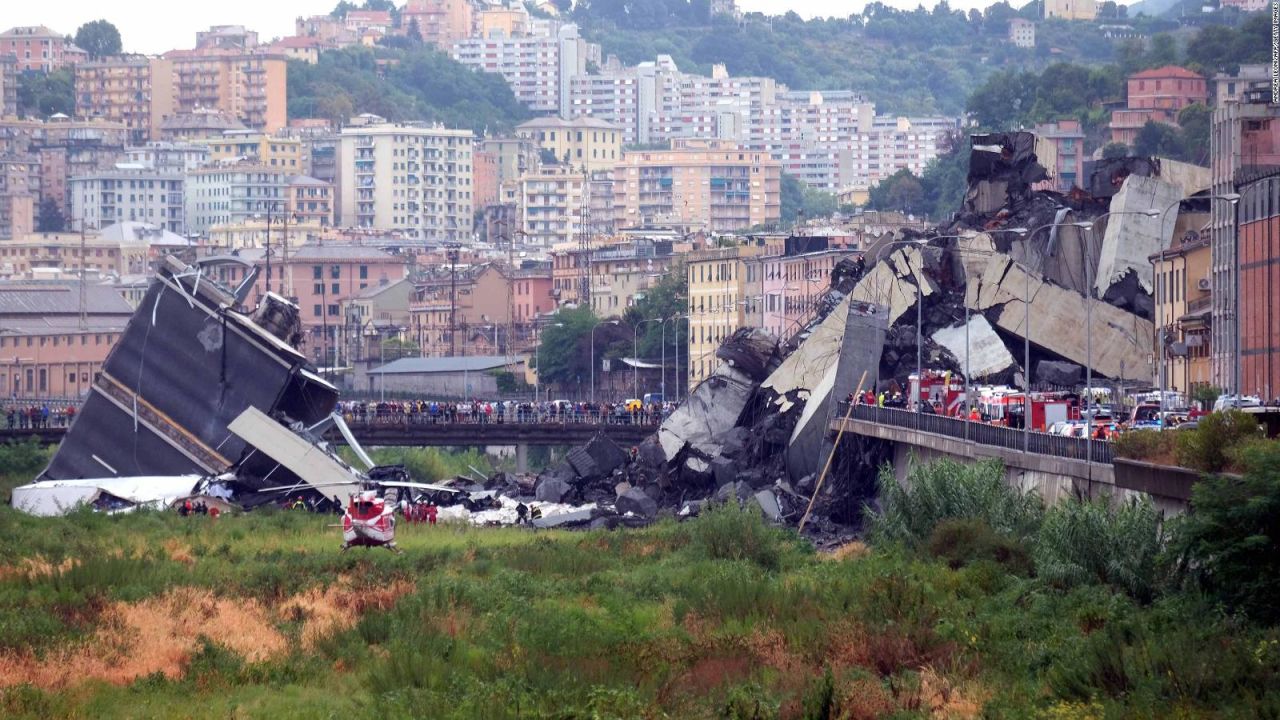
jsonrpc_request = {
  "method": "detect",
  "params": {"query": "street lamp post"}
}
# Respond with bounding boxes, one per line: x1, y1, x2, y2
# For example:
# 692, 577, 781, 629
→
590, 319, 619, 404
633, 318, 661, 398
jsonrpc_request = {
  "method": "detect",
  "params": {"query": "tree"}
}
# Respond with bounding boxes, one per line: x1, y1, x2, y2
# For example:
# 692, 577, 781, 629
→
36, 198, 65, 233
1101, 142, 1130, 159
622, 265, 688, 376
780, 174, 839, 226
74, 20, 122, 59
1173, 440, 1280, 622
1145, 33, 1178, 68
406, 18, 423, 44
1132, 120, 1184, 159
1176, 103, 1211, 165
16, 69, 74, 117
535, 306, 608, 389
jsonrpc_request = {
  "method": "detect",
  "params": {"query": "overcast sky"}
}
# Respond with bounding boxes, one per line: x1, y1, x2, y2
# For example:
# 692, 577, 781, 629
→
16, 0, 1029, 55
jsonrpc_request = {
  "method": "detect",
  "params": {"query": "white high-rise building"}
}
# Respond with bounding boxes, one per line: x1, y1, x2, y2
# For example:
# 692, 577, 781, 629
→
451, 23, 596, 117
337, 122, 474, 242
70, 166, 185, 233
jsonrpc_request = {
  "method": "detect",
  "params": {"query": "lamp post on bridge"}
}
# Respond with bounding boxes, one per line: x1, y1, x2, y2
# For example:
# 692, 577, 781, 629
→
590, 319, 619, 404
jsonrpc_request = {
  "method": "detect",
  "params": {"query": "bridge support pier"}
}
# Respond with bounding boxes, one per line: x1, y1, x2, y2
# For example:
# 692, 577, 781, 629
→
516, 443, 528, 475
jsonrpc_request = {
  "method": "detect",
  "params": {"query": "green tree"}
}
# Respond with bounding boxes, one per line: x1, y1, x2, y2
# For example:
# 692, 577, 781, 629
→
780, 174, 839, 226
622, 265, 688, 380
74, 20, 122, 59
534, 306, 628, 392
16, 69, 74, 117
1101, 142, 1130, 159
36, 198, 65, 233
1176, 103, 1211, 165
1145, 33, 1178, 68
1184, 24, 1236, 74
1173, 440, 1280, 622
406, 18, 423, 43
1132, 120, 1184, 159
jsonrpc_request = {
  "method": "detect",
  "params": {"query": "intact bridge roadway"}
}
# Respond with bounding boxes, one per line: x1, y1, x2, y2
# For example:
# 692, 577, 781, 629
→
0, 419, 657, 474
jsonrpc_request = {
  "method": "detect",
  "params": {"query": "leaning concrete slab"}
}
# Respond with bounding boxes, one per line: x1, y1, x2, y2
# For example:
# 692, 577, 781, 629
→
762, 295, 851, 411
931, 315, 1015, 380
1095, 174, 1182, 296
850, 261, 917, 325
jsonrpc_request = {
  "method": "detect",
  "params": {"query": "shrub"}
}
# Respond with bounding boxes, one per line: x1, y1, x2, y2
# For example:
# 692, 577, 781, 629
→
1111, 430, 1176, 465
868, 457, 1043, 548
686, 500, 788, 571
925, 518, 1034, 575
1034, 496, 1166, 602
1172, 440, 1280, 622
1174, 410, 1263, 473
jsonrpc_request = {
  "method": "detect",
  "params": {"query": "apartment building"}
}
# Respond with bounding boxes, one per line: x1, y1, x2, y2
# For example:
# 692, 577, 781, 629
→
759, 235, 862, 341
685, 240, 768, 385
589, 237, 676, 317
163, 48, 288, 133
409, 262, 513, 356
1111, 66, 1207, 145
184, 163, 297, 234
1, 54, 17, 118
1210, 88, 1280, 392
516, 116, 622, 172
124, 142, 210, 174
401, 0, 474, 49
157, 108, 247, 142
69, 166, 184, 233
613, 139, 781, 232
287, 175, 333, 227
519, 163, 588, 247
1043, 0, 1097, 20
337, 122, 474, 242
1009, 18, 1036, 48
0, 157, 36, 240
1237, 170, 1280, 401
201, 130, 305, 170
1032, 119, 1086, 192
1213, 64, 1269, 106
451, 24, 593, 117
74, 55, 175, 143
0, 222, 190, 278
0, 26, 86, 73
1151, 232, 1213, 398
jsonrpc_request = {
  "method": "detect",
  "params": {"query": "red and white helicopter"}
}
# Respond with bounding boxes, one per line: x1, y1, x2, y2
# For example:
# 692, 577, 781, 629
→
260, 470, 461, 552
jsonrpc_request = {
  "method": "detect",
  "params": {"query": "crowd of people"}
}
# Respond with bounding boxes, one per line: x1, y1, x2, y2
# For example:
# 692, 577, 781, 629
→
337, 399, 673, 426
5, 403, 76, 429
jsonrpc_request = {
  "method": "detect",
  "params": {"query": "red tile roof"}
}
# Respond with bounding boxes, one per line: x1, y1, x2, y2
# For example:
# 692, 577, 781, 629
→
1128, 65, 1203, 81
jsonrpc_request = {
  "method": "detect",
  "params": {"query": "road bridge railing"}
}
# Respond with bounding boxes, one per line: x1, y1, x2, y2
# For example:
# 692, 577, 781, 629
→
840, 403, 1113, 464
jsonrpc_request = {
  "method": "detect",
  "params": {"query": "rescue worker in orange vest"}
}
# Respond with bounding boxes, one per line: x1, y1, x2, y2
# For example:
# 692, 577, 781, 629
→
968, 406, 980, 422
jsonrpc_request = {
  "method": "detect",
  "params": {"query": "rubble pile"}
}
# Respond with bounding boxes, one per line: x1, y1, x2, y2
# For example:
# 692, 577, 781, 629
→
15, 132, 1211, 542
506, 135, 1213, 540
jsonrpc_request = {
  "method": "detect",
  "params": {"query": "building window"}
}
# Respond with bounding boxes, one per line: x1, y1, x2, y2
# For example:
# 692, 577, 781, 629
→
359, 265, 368, 279
330, 265, 340, 279
313, 304, 322, 317
327, 304, 340, 316
313, 265, 322, 280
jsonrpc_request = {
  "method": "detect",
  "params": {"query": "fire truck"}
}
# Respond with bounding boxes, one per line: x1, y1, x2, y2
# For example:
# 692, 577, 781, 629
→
908, 371, 968, 416
975, 386, 1076, 431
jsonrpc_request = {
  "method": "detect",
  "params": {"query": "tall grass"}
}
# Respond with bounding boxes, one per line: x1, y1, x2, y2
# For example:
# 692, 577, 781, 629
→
867, 457, 1043, 547
1033, 496, 1167, 603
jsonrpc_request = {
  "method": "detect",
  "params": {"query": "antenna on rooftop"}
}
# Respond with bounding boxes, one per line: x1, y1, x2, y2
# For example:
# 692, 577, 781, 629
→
78, 217, 87, 331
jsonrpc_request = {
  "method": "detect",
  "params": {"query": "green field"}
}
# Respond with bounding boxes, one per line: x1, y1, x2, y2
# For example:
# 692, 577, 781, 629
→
1, 442, 1279, 719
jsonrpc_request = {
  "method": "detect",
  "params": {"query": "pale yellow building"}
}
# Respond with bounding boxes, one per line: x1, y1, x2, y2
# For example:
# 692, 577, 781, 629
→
685, 240, 768, 386
475, 7, 528, 38
74, 56, 175, 144
614, 139, 781, 233
1152, 227, 1213, 398
1044, 0, 1097, 20
520, 164, 588, 248
516, 116, 622, 173
202, 131, 305, 171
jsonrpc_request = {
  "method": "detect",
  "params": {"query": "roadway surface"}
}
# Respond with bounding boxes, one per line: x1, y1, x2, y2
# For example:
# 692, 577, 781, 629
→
0, 416, 659, 449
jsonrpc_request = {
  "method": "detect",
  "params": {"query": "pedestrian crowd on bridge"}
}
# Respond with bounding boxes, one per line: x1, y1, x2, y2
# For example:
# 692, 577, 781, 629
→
5, 403, 76, 430
337, 399, 673, 427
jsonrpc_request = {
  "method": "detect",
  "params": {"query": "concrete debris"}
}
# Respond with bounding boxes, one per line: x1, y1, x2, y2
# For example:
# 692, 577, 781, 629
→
930, 316, 1015, 380
657, 364, 756, 463
1082, 157, 1159, 199
1036, 360, 1084, 387
1095, 174, 1182, 297
714, 327, 781, 382
616, 487, 658, 518
535, 476, 572, 504
753, 489, 783, 523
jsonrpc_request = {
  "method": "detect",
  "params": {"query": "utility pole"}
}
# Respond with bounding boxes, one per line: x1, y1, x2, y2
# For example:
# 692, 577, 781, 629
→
578, 169, 591, 305
77, 218, 87, 331
447, 243, 460, 355
265, 202, 273, 296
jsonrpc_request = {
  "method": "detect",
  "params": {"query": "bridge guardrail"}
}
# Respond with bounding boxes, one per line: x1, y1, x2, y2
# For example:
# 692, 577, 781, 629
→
844, 403, 1112, 464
